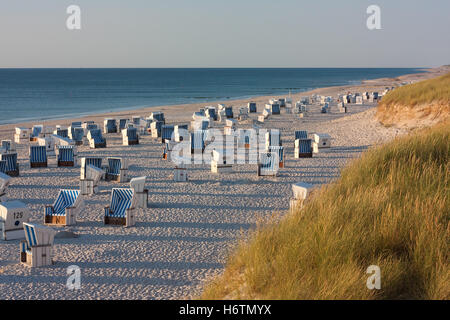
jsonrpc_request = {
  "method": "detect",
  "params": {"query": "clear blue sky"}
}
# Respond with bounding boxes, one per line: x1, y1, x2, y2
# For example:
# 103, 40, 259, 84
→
0, 0, 449, 68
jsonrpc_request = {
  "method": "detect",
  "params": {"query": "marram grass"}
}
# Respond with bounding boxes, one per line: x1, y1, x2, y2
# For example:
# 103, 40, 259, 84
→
201, 122, 449, 300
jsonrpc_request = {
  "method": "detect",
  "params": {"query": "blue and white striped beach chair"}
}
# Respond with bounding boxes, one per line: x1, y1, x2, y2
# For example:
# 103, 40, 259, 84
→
30, 145, 48, 168
44, 189, 83, 226
294, 139, 313, 158
70, 127, 84, 145
151, 112, 165, 123
20, 222, 56, 267
80, 157, 103, 179
106, 157, 128, 182
295, 130, 308, 140
161, 125, 175, 143
271, 103, 281, 115
104, 118, 117, 133
55, 128, 69, 138
0, 160, 6, 174
104, 188, 136, 227
191, 131, 205, 154
206, 107, 217, 121
122, 127, 139, 145
57, 145, 75, 167
265, 130, 282, 151
0, 172, 11, 201
258, 152, 279, 176
119, 118, 129, 131
0, 153, 19, 177
30, 125, 43, 141
150, 121, 163, 138
268, 146, 284, 168
87, 129, 106, 148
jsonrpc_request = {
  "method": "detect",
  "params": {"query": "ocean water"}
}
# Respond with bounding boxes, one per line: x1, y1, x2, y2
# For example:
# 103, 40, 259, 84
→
0, 68, 422, 125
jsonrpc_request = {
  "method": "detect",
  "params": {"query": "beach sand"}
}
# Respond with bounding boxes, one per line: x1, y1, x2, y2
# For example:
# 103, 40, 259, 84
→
0, 67, 445, 299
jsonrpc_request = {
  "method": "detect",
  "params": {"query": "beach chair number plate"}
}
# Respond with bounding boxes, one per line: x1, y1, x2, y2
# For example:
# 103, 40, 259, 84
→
14, 212, 24, 219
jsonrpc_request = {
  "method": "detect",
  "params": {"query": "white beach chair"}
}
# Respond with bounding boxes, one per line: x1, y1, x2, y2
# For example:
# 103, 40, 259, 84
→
103, 118, 118, 134
268, 146, 284, 168
57, 145, 76, 167
294, 139, 313, 158
0, 200, 30, 240
44, 189, 84, 226
14, 127, 30, 143
0, 153, 19, 177
0, 172, 11, 202
161, 125, 175, 143
130, 176, 148, 209
1, 140, 16, 153
174, 164, 188, 182
20, 222, 56, 267
313, 133, 331, 148
174, 124, 189, 142
290, 182, 314, 211
265, 130, 281, 151
122, 127, 139, 145
210, 149, 232, 174
257, 152, 279, 177
80, 164, 103, 196
150, 121, 163, 138
104, 188, 137, 227
30, 125, 44, 141
87, 129, 107, 148
37, 137, 56, 156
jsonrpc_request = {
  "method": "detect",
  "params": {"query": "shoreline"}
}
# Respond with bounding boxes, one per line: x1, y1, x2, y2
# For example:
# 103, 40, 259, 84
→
0, 67, 442, 131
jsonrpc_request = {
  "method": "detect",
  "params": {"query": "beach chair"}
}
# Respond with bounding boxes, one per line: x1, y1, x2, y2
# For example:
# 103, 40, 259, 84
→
290, 182, 314, 211
294, 139, 313, 158
80, 164, 103, 196
30, 125, 43, 141
295, 130, 308, 140
104, 118, 117, 133
225, 106, 234, 119
205, 107, 217, 121
191, 131, 205, 154
14, 127, 30, 143
119, 118, 129, 131
54, 128, 69, 138
122, 127, 139, 146
150, 112, 165, 123
0, 200, 30, 240
356, 96, 363, 105
268, 146, 284, 168
224, 119, 237, 135
20, 222, 56, 267
44, 189, 83, 226
52, 134, 75, 148
57, 146, 75, 167
265, 130, 281, 151
0, 172, 11, 202
104, 188, 137, 227
248, 102, 257, 113
0, 153, 19, 177
211, 149, 232, 174
238, 107, 249, 121
29, 145, 48, 168
106, 157, 129, 182
270, 103, 280, 115
69, 127, 84, 145
80, 157, 103, 179
130, 176, 148, 209
161, 125, 175, 143
87, 129, 107, 148
258, 152, 279, 177
83, 123, 99, 137
313, 133, 331, 148
174, 124, 189, 142
1, 140, 15, 153
150, 121, 163, 138
132, 116, 142, 127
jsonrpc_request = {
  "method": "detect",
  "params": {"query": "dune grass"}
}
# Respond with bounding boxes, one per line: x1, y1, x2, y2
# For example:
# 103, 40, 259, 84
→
201, 122, 450, 300
377, 73, 450, 125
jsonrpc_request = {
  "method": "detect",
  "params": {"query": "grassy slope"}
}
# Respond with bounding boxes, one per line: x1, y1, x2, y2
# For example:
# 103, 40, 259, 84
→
377, 72, 450, 125
201, 121, 449, 300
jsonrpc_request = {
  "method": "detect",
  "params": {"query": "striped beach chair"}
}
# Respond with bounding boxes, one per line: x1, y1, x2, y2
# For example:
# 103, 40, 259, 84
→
191, 131, 205, 154
270, 103, 280, 115
0, 153, 19, 177
0, 160, 6, 174
205, 107, 217, 121
104, 188, 136, 227
295, 130, 308, 140
1, 140, 15, 153
150, 112, 165, 123
150, 121, 163, 138
80, 157, 103, 180
258, 152, 279, 176
104, 118, 117, 133
30, 125, 43, 141
57, 145, 75, 167
0, 172, 11, 202
268, 146, 284, 168
44, 189, 83, 226
265, 130, 282, 151
122, 127, 139, 145
106, 157, 128, 182
70, 127, 84, 145
55, 128, 69, 138
119, 118, 129, 131
294, 139, 313, 158
225, 106, 234, 119
29, 145, 48, 168
80, 164, 103, 195
20, 223, 56, 267
248, 102, 257, 113
161, 125, 175, 143
87, 129, 106, 148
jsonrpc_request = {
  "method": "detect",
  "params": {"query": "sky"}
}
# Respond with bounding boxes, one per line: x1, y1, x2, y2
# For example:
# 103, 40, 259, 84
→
0, 0, 449, 68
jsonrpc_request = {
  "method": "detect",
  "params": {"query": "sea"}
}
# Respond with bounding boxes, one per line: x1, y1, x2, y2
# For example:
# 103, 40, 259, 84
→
0, 68, 422, 125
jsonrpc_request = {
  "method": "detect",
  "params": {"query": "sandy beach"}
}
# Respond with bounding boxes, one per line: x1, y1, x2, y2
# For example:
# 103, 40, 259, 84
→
0, 67, 445, 299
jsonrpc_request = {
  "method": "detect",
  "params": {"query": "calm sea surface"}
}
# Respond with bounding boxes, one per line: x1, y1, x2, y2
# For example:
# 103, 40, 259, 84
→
0, 68, 422, 124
